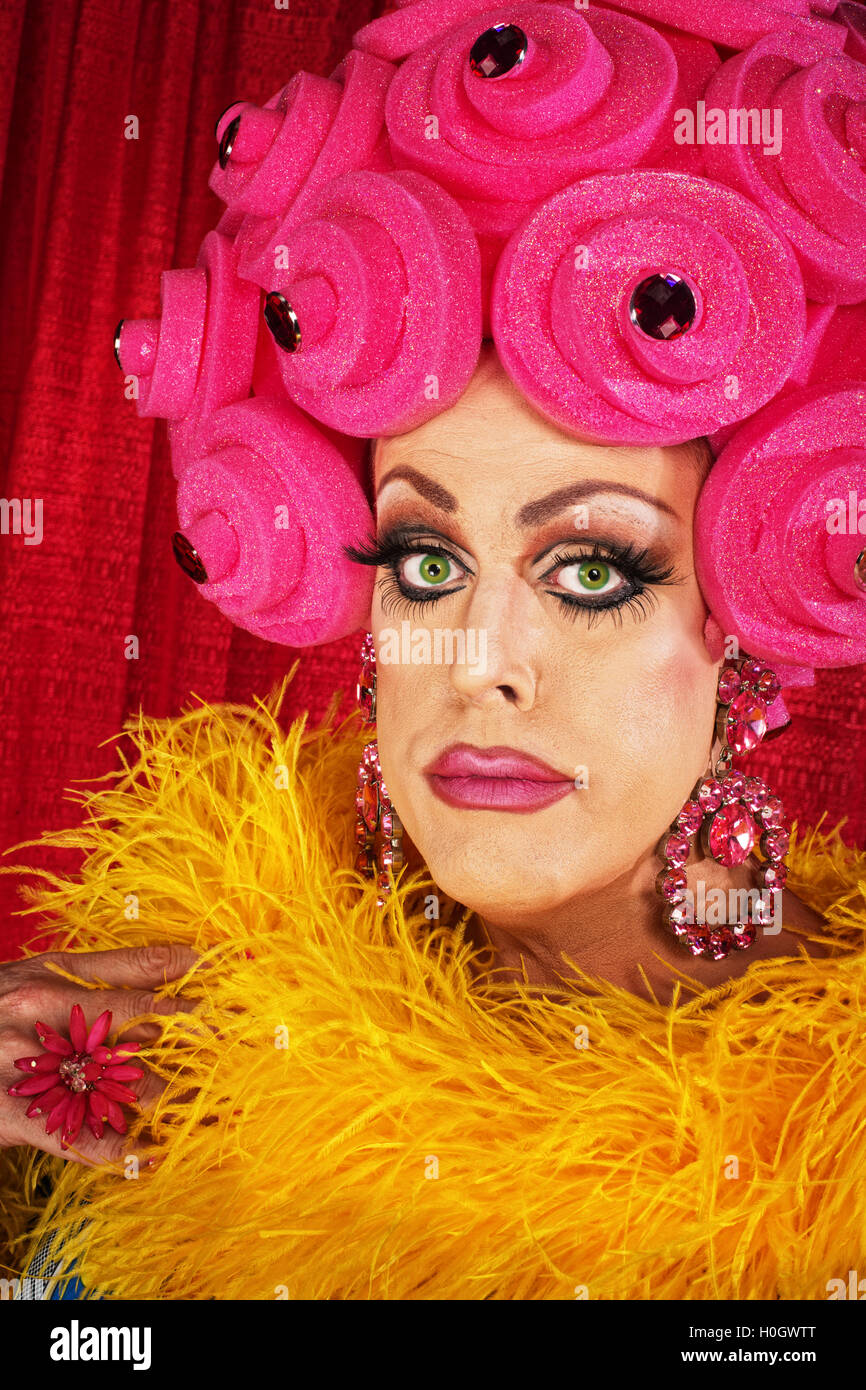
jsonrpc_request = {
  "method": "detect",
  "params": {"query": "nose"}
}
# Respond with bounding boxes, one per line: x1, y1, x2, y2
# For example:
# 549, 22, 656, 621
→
448, 567, 539, 710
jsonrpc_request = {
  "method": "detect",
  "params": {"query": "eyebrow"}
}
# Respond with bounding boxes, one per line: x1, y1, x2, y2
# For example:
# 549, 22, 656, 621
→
375, 463, 681, 525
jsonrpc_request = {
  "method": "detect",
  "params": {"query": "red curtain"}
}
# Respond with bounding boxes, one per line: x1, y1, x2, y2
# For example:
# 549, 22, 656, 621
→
0, 0, 864, 959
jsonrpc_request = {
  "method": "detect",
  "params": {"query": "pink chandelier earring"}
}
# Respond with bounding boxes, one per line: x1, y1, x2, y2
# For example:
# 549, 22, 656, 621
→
355, 631, 404, 906
656, 656, 790, 961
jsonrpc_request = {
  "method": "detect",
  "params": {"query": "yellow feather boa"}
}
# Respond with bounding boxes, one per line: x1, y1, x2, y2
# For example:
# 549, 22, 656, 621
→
1, 666, 865, 1300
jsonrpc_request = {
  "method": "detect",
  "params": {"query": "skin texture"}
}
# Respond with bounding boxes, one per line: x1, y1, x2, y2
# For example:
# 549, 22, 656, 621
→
367, 343, 826, 1006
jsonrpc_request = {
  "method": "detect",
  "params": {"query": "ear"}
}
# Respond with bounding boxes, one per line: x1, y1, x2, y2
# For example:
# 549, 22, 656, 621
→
703, 614, 726, 662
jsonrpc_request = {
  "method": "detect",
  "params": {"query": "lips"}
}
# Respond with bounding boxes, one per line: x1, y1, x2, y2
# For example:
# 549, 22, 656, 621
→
424, 743, 575, 812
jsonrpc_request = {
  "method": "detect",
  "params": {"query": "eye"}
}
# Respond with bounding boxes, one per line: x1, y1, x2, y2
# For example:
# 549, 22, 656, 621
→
551, 556, 627, 599
400, 551, 463, 589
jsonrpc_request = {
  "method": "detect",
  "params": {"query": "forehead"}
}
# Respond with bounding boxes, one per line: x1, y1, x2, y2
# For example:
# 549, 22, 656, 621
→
371, 361, 704, 528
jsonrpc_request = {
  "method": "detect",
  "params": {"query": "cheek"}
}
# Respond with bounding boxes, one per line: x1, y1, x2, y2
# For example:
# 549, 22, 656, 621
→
369, 655, 427, 804
600, 625, 719, 843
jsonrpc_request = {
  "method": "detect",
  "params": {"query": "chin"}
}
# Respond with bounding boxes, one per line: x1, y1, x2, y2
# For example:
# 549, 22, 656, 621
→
410, 830, 595, 920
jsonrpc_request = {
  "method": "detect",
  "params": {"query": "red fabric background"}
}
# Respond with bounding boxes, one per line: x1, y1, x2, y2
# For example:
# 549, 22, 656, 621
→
0, 0, 864, 960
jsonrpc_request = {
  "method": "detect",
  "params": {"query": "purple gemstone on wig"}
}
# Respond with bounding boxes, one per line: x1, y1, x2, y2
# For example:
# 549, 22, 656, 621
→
628, 273, 696, 341
725, 692, 768, 754
469, 24, 527, 78
218, 112, 242, 169
172, 532, 208, 584
708, 803, 756, 866
717, 665, 742, 704
264, 291, 301, 352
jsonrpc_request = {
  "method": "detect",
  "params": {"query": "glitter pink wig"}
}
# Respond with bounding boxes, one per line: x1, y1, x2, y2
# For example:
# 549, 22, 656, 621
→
115, 0, 866, 693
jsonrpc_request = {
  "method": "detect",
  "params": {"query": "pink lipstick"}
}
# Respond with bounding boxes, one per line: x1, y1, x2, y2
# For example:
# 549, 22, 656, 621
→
424, 743, 575, 812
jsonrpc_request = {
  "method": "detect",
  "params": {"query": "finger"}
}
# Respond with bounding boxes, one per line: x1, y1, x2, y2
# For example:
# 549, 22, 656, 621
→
30, 943, 203, 990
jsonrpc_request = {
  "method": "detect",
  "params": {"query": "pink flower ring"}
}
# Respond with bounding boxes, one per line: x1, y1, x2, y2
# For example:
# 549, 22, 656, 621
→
116, 230, 260, 473
259, 168, 482, 437
492, 169, 805, 445
172, 396, 375, 646
695, 382, 866, 669
703, 23, 866, 303
7, 1004, 143, 1150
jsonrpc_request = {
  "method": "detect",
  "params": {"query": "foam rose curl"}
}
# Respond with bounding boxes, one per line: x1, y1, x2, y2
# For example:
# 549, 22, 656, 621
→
695, 383, 866, 671
259, 168, 482, 437
492, 170, 806, 446
172, 398, 375, 647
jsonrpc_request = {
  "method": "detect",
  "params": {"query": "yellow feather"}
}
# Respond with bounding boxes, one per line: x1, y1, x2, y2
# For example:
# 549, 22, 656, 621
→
0, 665, 864, 1299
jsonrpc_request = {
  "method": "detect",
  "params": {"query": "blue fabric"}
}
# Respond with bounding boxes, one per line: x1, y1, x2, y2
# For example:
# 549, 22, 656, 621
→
50, 1271, 87, 1299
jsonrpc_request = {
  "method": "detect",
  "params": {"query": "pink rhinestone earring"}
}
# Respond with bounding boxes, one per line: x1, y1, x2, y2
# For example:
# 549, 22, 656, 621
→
657, 656, 790, 961
355, 631, 404, 906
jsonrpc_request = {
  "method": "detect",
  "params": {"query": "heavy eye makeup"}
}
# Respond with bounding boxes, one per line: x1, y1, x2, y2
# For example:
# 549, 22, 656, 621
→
344, 520, 683, 627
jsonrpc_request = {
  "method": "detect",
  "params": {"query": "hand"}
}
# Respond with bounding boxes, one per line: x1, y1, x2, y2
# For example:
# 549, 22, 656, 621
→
0, 943, 202, 1166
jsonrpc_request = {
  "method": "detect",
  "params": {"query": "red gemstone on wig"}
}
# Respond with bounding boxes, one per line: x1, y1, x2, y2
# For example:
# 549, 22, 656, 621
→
708, 803, 756, 866
725, 692, 768, 754
676, 801, 703, 836
717, 666, 742, 703
628, 273, 696, 340
697, 778, 723, 812
662, 833, 691, 867
469, 24, 527, 78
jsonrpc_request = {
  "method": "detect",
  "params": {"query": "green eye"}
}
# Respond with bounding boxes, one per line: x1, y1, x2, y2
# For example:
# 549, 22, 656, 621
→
404, 553, 453, 587
576, 559, 611, 592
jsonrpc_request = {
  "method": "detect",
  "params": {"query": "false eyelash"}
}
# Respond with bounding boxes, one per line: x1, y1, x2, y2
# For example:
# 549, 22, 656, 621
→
342, 526, 468, 573
541, 541, 677, 590
343, 527, 681, 625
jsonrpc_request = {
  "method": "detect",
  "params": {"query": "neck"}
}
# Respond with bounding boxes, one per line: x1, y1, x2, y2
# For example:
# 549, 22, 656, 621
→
461, 847, 771, 1007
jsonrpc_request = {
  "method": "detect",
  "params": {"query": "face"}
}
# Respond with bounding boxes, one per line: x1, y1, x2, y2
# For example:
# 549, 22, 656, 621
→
365, 343, 722, 924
